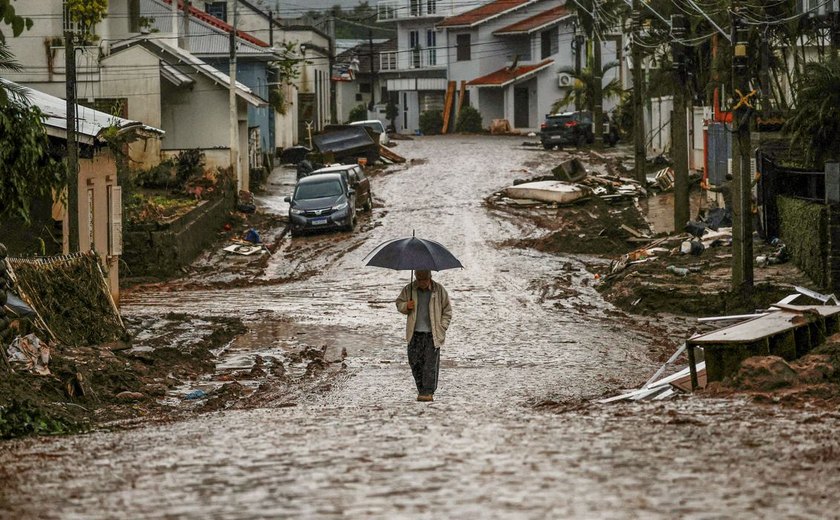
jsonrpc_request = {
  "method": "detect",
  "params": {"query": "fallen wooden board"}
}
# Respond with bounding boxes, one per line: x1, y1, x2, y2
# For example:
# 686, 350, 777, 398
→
670, 366, 707, 392
379, 145, 406, 163
441, 80, 456, 133
690, 306, 840, 344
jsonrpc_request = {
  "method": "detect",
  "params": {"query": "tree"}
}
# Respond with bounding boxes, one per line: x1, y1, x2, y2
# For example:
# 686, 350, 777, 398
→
0, 100, 66, 222
551, 62, 624, 114
783, 58, 840, 167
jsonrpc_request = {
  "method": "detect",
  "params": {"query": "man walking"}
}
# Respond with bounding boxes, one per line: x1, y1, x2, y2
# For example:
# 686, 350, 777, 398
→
396, 270, 452, 402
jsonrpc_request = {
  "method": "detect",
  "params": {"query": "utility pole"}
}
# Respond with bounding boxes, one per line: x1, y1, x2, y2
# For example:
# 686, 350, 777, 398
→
268, 10, 273, 47
181, 0, 191, 51
671, 14, 690, 231
731, 5, 754, 291
229, 0, 241, 191
593, 7, 603, 148
632, 0, 646, 184
574, 31, 584, 112
329, 16, 337, 124
368, 29, 376, 110
64, 30, 79, 253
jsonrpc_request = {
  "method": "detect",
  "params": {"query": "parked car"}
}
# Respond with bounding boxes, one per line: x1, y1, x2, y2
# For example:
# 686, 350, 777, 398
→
284, 173, 356, 236
349, 119, 390, 146
309, 163, 373, 212
539, 111, 619, 149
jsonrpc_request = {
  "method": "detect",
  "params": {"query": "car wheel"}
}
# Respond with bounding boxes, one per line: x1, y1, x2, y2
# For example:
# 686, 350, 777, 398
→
576, 134, 586, 148
363, 193, 373, 212
542, 143, 553, 150
289, 226, 299, 237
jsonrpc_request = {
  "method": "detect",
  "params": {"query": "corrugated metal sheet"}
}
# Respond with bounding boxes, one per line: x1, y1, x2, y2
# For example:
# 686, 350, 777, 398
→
707, 122, 731, 185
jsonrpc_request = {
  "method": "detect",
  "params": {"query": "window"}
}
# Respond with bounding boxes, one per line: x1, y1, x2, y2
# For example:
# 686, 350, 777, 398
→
540, 27, 559, 59
456, 34, 471, 61
206, 2, 227, 21
427, 0, 437, 14
410, 0, 421, 16
380, 86, 388, 100
410, 31, 421, 68
427, 30, 436, 66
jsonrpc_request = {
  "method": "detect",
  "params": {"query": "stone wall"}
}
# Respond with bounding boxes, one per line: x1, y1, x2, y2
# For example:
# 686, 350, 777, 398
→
122, 193, 233, 279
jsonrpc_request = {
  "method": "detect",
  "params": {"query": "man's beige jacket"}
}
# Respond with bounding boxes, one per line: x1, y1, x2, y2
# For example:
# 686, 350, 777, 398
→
396, 280, 452, 347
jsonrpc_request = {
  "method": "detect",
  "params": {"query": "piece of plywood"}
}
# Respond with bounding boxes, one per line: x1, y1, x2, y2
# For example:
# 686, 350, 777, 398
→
454, 80, 466, 126
689, 306, 840, 345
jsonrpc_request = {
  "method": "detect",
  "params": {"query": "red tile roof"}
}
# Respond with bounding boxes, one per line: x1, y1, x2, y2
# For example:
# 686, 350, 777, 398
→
438, 0, 537, 28
494, 5, 570, 35
162, 0, 270, 47
467, 59, 554, 87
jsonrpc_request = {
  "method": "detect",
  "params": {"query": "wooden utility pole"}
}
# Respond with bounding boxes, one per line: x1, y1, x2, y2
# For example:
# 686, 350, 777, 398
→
731, 5, 754, 291
328, 16, 337, 124
228, 0, 241, 191
368, 29, 376, 110
181, 0, 191, 51
64, 30, 79, 253
593, 7, 604, 148
671, 14, 690, 230
574, 32, 584, 112
632, 0, 646, 184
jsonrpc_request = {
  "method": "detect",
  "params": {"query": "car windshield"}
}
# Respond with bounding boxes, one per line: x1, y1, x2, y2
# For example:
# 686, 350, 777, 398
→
361, 122, 384, 133
546, 114, 575, 125
295, 180, 343, 200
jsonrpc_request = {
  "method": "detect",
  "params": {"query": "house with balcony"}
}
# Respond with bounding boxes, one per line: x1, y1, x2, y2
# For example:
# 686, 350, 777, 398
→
377, 0, 482, 133
439, 0, 578, 132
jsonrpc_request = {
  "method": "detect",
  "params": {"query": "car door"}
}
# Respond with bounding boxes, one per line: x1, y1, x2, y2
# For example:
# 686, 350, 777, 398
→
352, 166, 370, 204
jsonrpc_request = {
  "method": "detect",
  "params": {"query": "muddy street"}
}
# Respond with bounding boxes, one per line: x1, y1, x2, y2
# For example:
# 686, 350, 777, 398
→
2, 136, 839, 518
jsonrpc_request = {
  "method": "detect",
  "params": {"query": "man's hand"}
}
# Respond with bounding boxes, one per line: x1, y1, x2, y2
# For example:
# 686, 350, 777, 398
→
406, 300, 415, 310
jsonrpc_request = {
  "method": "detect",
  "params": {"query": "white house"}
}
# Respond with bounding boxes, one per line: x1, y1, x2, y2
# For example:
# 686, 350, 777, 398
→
376, 0, 484, 133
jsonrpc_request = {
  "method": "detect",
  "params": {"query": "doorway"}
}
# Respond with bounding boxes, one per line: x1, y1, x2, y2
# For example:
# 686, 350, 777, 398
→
514, 87, 529, 128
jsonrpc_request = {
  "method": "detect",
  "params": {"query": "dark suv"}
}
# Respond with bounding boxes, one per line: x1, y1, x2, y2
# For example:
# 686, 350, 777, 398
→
309, 164, 373, 212
539, 111, 619, 149
284, 173, 356, 236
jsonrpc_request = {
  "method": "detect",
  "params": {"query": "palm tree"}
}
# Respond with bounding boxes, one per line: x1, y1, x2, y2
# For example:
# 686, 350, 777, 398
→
783, 58, 840, 168
552, 62, 624, 114
0, 42, 26, 106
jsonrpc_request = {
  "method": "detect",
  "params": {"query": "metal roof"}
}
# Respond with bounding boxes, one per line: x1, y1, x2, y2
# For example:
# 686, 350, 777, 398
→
493, 5, 571, 35
438, 0, 539, 28
110, 37, 267, 107
0, 78, 163, 146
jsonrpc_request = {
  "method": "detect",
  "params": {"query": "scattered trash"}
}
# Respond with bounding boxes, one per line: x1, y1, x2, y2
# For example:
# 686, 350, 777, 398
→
115, 391, 145, 401
243, 228, 261, 244
6, 333, 50, 375
654, 167, 675, 191
223, 244, 264, 256
551, 158, 588, 183
379, 145, 406, 164
680, 240, 705, 256
185, 389, 207, 400
666, 265, 690, 277
237, 190, 256, 214
684, 220, 708, 239
504, 181, 589, 205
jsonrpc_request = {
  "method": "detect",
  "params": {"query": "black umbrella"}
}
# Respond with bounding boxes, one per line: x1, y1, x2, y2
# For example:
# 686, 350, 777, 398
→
364, 234, 463, 296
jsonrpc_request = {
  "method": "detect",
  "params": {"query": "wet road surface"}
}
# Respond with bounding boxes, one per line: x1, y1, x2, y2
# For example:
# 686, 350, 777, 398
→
2, 136, 839, 518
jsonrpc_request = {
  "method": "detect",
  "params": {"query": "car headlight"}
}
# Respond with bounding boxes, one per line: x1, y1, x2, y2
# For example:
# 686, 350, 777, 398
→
290, 208, 304, 215
331, 202, 348, 211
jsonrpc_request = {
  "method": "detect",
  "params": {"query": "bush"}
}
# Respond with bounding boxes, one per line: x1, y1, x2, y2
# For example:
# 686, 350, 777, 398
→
455, 105, 483, 133
348, 104, 367, 123
419, 110, 443, 135
175, 149, 205, 185
134, 160, 175, 189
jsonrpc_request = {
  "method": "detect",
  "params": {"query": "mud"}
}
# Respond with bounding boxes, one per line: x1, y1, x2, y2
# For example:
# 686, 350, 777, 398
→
1, 136, 839, 518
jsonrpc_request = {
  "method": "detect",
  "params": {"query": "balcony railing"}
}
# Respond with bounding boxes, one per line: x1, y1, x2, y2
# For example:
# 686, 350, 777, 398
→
377, 0, 446, 21
409, 48, 439, 68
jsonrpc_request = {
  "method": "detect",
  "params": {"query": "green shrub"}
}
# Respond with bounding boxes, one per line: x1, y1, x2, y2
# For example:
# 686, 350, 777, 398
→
455, 105, 483, 133
348, 104, 367, 123
175, 149, 205, 185
419, 110, 443, 135
778, 196, 828, 288
134, 160, 175, 189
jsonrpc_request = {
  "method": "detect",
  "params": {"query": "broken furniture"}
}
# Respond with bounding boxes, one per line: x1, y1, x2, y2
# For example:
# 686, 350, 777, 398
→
313, 125, 380, 164
686, 304, 840, 388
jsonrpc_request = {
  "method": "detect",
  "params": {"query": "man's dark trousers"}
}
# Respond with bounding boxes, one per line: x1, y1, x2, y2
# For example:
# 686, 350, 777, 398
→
407, 332, 439, 395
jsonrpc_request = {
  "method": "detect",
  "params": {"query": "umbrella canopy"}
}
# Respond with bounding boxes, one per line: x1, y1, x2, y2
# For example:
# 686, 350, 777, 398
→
364, 236, 463, 271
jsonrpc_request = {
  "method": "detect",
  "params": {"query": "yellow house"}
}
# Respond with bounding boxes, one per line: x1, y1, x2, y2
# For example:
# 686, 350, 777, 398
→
6, 80, 164, 304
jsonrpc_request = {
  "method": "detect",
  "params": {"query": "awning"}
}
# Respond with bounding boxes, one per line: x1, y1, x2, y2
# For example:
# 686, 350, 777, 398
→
466, 59, 554, 88
493, 6, 571, 36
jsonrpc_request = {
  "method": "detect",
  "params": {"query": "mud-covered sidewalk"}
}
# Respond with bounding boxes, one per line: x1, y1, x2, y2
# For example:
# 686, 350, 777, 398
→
1, 136, 839, 518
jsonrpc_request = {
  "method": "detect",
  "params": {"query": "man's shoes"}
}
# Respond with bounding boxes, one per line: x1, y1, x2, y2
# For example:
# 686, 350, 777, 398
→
416, 394, 434, 402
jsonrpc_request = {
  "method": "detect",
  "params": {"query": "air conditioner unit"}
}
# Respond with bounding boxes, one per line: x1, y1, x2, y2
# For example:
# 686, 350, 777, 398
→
557, 72, 573, 88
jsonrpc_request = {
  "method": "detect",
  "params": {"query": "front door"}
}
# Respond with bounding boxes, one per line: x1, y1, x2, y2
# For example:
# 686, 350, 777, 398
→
514, 87, 529, 128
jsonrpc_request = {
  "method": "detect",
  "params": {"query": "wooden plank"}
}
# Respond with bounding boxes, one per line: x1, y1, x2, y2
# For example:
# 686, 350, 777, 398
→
454, 80, 466, 127
670, 367, 707, 392
379, 145, 406, 163
441, 81, 456, 134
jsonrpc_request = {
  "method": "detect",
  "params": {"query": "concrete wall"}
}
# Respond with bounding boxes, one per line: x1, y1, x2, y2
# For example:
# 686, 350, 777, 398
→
122, 191, 234, 278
